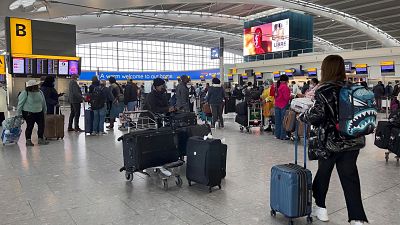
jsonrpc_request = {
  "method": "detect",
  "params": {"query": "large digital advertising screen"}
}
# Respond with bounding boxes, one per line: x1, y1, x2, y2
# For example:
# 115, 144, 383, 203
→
243, 19, 289, 56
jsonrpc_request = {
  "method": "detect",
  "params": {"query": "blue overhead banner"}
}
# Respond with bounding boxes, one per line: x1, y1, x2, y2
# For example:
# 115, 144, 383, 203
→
80, 69, 220, 81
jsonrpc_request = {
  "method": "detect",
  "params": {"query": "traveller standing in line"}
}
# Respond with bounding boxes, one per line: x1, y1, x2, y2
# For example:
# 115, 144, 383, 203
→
274, 75, 291, 140
176, 75, 190, 112
124, 79, 138, 111
17, 80, 49, 146
68, 74, 84, 132
372, 81, 385, 111
206, 78, 225, 128
301, 55, 368, 225
41, 76, 60, 115
89, 78, 113, 135
0, 83, 7, 125
291, 81, 300, 97
106, 77, 124, 130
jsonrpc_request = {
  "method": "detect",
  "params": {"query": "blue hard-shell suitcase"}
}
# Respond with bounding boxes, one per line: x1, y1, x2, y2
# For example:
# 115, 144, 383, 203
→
270, 123, 313, 225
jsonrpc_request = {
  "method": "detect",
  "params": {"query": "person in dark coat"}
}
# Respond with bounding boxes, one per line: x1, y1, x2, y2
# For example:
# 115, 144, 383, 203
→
40, 76, 62, 115
144, 78, 175, 114
373, 81, 385, 111
124, 79, 138, 111
206, 78, 225, 128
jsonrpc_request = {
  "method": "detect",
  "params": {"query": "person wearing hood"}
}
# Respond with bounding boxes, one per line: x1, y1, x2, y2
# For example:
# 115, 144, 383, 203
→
40, 76, 62, 115
206, 78, 225, 128
175, 75, 190, 111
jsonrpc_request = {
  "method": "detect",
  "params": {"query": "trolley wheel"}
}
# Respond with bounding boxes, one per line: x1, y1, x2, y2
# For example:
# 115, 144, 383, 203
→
307, 215, 313, 224
125, 173, 133, 182
188, 180, 192, 186
385, 152, 390, 162
270, 209, 276, 217
162, 179, 168, 190
175, 176, 183, 187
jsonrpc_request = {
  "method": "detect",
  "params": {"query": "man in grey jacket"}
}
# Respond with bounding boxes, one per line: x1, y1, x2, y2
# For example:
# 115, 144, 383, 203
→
176, 75, 190, 111
68, 74, 84, 132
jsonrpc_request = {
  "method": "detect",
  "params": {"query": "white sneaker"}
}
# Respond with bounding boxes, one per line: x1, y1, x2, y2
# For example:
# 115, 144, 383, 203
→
312, 205, 329, 222
351, 221, 364, 225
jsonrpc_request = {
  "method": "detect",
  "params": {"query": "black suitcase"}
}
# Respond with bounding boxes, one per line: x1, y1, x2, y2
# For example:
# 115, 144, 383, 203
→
225, 97, 236, 114
170, 112, 197, 128
84, 109, 93, 133
235, 102, 247, 115
388, 127, 400, 156
120, 128, 179, 173
374, 121, 392, 149
235, 115, 247, 127
186, 137, 227, 192
177, 124, 212, 157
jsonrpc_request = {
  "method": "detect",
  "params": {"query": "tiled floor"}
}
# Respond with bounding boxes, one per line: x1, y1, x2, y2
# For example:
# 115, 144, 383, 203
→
0, 114, 399, 225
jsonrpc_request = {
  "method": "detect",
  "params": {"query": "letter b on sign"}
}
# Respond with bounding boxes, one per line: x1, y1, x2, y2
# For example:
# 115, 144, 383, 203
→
9, 17, 32, 54
16, 24, 26, 36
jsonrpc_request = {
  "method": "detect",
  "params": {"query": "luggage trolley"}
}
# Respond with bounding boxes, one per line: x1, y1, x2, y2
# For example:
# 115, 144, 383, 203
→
240, 100, 263, 133
119, 110, 159, 132
118, 110, 184, 190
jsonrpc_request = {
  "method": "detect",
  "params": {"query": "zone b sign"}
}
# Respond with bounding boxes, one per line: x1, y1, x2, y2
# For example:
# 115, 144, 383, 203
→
6, 17, 32, 55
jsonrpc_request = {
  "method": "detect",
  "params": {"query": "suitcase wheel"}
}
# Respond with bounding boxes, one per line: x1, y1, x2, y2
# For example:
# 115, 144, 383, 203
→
208, 187, 212, 193
188, 180, 192, 186
125, 173, 133, 182
175, 176, 183, 187
270, 209, 276, 217
246, 127, 250, 133
385, 152, 390, 162
288, 220, 294, 225
240, 126, 244, 132
218, 184, 221, 190
162, 178, 168, 190
307, 215, 313, 224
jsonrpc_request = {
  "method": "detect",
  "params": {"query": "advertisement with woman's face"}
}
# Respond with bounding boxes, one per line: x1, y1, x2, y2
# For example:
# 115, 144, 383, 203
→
243, 18, 290, 56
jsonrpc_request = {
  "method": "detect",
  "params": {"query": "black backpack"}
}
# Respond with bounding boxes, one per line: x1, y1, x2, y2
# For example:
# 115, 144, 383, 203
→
90, 86, 106, 110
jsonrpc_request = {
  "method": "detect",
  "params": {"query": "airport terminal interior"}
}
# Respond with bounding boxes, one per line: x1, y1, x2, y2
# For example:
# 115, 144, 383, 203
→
1, 0, 400, 225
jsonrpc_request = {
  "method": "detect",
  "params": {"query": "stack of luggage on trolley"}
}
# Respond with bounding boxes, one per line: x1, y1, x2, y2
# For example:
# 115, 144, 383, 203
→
283, 98, 314, 140
235, 99, 264, 133
1, 116, 24, 145
118, 110, 227, 192
374, 109, 400, 163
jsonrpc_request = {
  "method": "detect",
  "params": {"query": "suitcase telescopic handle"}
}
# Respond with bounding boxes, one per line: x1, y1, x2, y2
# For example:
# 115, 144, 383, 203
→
294, 120, 308, 168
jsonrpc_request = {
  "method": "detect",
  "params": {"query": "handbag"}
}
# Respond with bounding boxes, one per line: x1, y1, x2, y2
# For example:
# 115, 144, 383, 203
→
202, 103, 212, 114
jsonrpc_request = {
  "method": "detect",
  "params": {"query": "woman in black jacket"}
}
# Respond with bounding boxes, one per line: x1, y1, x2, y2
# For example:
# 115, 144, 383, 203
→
40, 76, 61, 114
301, 55, 367, 225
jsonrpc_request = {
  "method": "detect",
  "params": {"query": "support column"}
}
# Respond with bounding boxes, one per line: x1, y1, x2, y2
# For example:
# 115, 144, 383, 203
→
219, 37, 224, 83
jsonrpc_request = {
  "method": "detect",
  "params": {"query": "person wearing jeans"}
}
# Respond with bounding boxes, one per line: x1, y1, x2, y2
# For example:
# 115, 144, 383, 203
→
124, 79, 138, 111
206, 78, 225, 128
274, 75, 291, 140
90, 80, 113, 135
68, 74, 84, 132
17, 80, 49, 146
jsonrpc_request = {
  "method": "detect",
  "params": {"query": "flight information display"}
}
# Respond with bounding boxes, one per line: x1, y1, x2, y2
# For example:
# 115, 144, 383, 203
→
25, 58, 34, 74
59, 60, 69, 75
48, 59, 58, 75
12, 58, 25, 74
37, 59, 46, 74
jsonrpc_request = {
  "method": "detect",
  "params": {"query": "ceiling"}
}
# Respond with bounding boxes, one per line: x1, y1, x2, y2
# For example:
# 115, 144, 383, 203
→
0, 0, 400, 54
